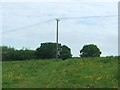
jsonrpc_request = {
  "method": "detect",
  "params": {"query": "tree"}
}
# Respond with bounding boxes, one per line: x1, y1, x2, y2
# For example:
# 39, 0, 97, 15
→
80, 44, 101, 57
35, 42, 61, 59
35, 42, 72, 60
59, 45, 72, 60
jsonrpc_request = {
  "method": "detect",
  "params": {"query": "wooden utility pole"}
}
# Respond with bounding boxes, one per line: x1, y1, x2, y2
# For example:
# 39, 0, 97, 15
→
56, 19, 60, 60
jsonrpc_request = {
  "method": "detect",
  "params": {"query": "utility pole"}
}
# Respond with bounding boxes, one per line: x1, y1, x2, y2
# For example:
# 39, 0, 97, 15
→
56, 19, 60, 60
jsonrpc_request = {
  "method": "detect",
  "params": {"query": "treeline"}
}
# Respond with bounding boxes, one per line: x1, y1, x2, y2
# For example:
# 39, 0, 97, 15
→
1, 42, 72, 61
1, 42, 108, 61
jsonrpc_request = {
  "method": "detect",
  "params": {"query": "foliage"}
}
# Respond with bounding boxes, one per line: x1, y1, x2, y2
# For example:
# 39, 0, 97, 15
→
80, 44, 101, 57
36, 42, 72, 60
59, 45, 72, 60
1, 46, 36, 61
35, 42, 61, 59
1, 43, 72, 60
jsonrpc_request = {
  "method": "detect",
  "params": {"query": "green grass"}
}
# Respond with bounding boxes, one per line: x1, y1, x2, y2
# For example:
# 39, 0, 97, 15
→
2, 57, 118, 88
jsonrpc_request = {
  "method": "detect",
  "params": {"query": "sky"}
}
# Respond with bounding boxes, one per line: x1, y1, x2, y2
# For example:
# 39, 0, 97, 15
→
0, 0, 119, 2
0, 1, 118, 57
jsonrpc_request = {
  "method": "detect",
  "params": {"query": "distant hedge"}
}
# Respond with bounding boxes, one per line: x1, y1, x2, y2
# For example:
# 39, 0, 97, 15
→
1, 46, 36, 61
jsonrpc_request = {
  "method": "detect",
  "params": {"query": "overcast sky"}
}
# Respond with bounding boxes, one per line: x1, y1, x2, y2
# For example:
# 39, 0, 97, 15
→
0, 0, 119, 2
0, 1, 118, 57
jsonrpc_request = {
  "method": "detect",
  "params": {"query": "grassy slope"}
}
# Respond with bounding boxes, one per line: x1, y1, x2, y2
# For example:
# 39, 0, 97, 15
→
2, 57, 118, 88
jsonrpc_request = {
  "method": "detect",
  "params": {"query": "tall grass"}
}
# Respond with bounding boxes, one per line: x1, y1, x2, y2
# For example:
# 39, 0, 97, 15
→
2, 57, 118, 88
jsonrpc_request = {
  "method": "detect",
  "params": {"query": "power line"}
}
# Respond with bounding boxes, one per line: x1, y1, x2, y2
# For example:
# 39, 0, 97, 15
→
1, 15, 118, 34
2, 19, 54, 34
58, 15, 118, 20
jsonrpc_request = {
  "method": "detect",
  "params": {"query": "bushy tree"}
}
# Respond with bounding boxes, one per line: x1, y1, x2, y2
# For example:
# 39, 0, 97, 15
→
59, 45, 72, 60
80, 44, 101, 57
35, 42, 61, 59
36, 42, 72, 60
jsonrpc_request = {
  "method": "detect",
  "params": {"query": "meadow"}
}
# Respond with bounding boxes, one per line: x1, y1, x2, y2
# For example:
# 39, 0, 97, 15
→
2, 57, 118, 88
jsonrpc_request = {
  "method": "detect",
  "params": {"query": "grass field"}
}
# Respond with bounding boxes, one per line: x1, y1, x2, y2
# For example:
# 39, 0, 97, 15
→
2, 57, 118, 88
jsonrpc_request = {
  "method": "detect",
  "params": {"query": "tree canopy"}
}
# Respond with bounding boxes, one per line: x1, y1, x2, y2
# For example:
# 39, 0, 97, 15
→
59, 45, 72, 60
80, 44, 102, 57
35, 42, 61, 59
36, 42, 72, 60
